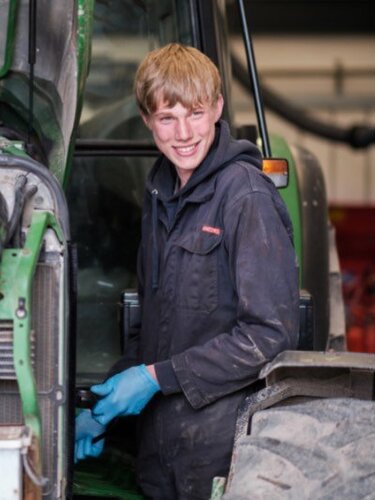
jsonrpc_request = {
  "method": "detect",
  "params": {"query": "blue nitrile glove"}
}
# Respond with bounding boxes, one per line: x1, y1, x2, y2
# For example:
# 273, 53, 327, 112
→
74, 409, 106, 463
91, 364, 160, 426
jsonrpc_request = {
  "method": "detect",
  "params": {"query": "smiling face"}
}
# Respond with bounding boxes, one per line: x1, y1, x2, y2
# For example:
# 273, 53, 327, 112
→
142, 96, 223, 188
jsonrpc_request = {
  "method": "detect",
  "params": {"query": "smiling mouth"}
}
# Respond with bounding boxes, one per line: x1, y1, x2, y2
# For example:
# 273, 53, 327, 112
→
174, 142, 199, 156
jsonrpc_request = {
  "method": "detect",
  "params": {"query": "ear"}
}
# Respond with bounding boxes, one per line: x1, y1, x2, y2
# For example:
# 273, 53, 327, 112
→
214, 94, 224, 122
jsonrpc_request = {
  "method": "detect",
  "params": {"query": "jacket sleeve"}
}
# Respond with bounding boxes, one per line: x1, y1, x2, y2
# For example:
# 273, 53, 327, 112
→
169, 189, 300, 409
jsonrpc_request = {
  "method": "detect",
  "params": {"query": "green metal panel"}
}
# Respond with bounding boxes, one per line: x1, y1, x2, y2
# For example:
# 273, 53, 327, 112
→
0, 75, 65, 178
77, 0, 95, 99
63, 0, 95, 187
0, 211, 63, 440
0, 2, 94, 187
270, 134, 303, 281
0, 0, 18, 78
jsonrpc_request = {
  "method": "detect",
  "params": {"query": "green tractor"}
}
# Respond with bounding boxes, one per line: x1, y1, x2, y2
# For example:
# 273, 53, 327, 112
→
0, 0, 92, 498
0, 1, 374, 499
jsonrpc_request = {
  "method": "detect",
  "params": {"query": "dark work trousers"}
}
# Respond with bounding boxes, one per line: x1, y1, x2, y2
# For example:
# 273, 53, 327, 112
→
136, 392, 244, 500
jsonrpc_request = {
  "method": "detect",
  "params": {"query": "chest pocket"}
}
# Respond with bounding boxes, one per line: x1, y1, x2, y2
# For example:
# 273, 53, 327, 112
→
174, 229, 223, 312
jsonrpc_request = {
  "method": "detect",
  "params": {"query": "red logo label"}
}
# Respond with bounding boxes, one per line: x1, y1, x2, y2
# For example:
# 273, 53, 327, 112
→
202, 225, 222, 236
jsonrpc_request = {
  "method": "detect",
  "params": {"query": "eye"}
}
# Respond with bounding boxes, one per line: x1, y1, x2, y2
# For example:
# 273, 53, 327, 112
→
192, 109, 204, 118
159, 115, 173, 124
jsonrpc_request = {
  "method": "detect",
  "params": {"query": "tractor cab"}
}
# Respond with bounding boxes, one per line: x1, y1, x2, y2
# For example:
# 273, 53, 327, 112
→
0, 0, 341, 498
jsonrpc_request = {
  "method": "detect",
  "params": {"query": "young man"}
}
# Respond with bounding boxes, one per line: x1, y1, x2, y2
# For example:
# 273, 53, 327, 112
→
75, 43, 299, 499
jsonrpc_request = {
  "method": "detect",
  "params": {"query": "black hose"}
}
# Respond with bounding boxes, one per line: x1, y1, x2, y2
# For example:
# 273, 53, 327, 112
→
0, 192, 8, 261
231, 52, 375, 149
6, 175, 37, 248
0, 154, 70, 239
6, 175, 27, 246
28, 0, 37, 143
237, 0, 271, 157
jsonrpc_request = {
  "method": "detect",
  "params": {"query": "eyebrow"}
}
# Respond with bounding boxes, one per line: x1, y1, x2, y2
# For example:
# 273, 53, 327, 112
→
154, 111, 174, 117
152, 102, 207, 118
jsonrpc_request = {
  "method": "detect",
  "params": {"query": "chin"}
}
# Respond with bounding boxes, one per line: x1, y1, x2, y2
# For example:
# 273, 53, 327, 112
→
176, 161, 200, 171
175, 154, 204, 169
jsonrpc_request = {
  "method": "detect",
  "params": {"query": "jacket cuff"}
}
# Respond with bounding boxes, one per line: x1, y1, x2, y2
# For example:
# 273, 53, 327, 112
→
154, 360, 182, 395
171, 354, 209, 408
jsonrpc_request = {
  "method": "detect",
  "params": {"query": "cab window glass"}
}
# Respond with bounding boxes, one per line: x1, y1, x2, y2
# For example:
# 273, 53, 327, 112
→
68, 155, 156, 382
79, 0, 194, 141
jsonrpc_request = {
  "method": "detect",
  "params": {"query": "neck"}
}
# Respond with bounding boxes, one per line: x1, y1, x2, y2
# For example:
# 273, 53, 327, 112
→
175, 168, 193, 189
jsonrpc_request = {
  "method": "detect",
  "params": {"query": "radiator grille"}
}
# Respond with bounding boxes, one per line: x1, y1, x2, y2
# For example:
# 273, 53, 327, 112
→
0, 321, 15, 379
0, 260, 64, 499
0, 321, 36, 379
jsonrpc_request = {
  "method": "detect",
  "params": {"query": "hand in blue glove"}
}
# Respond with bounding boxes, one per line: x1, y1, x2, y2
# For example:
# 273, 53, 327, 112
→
91, 364, 160, 426
74, 409, 106, 463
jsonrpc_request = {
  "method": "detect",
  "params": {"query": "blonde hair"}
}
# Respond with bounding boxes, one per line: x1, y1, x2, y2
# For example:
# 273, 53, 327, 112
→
134, 43, 222, 116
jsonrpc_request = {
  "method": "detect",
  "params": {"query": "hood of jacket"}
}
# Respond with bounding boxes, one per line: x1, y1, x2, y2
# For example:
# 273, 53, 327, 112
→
145, 120, 262, 201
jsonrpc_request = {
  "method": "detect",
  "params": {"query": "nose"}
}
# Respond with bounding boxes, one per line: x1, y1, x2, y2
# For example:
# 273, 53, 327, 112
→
175, 118, 192, 141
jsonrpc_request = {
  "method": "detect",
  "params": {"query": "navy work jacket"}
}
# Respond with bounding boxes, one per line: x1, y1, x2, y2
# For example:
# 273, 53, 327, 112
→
115, 120, 299, 410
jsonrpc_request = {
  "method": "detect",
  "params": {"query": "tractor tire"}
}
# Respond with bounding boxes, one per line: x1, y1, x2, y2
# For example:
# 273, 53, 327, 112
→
223, 398, 375, 499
